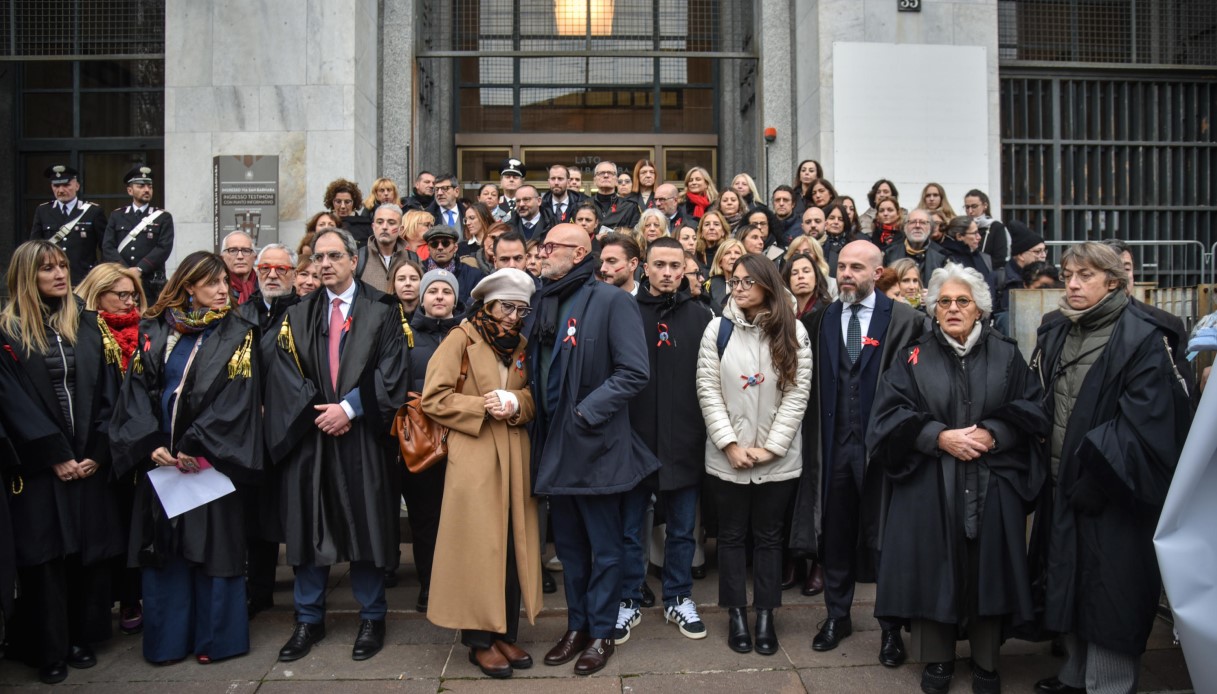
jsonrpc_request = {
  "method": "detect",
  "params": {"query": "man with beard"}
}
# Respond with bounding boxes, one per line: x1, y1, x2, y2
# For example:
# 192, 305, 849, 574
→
772, 186, 801, 245
625, 237, 713, 642
883, 208, 947, 279
30, 164, 107, 284
598, 233, 641, 295
509, 185, 556, 241
237, 243, 300, 615
265, 227, 411, 664
542, 164, 584, 224
591, 161, 641, 230
801, 206, 826, 243
356, 204, 407, 290
654, 183, 695, 233
527, 224, 657, 676
791, 240, 923, 667
101, 165, 175, 298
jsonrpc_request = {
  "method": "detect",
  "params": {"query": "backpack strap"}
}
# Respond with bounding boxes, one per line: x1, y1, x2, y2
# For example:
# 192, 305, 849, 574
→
716, 318, 734, 359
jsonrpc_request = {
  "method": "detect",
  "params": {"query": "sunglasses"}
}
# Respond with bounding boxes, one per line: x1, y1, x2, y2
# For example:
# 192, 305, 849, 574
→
427, 238, 455, 249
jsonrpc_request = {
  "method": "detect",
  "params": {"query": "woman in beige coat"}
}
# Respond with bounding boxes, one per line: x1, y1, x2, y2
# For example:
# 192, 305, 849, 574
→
421, 268, 541, 679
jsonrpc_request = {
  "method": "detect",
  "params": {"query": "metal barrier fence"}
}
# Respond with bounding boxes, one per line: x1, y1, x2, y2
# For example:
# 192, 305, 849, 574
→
1043, 239, 1211, 289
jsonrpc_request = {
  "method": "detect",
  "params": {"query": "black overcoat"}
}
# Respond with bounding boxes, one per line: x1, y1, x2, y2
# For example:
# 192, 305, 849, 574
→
263, 282, 411, 567
1029, 302, 1191, 655
110, 311, 262, 576
869, 326, 1047, 625
0, 311, 123, 568
630, 282, 714, 491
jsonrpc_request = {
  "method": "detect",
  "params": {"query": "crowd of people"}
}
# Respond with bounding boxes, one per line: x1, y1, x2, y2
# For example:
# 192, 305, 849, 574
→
3, 157, 1195, 693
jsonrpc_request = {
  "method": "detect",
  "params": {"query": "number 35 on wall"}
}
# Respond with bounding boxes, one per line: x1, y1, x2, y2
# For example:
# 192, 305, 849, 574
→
898, 0, 922, 11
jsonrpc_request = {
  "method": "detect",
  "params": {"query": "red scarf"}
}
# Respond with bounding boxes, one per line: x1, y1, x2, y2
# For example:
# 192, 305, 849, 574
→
686, 192, 710, 219
100, 309, 141, 370
876, 223, 900, 247
230, 273, 258, 305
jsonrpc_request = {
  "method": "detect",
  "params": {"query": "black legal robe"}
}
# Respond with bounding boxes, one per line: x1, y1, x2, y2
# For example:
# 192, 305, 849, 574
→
110, 311, 262, 577
263, 282, 411, 568
0, 310, 124, 568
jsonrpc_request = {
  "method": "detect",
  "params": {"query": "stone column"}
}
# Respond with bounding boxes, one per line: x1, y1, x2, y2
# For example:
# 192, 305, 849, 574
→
163, 0, 380, 262
380, 0, 415, 185
758, 0, 795, 198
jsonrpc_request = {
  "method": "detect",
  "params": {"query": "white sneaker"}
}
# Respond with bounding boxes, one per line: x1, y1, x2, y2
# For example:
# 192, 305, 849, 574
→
545, 555, 563, 571
613, 599, 642, 644
664, 596, 707, 639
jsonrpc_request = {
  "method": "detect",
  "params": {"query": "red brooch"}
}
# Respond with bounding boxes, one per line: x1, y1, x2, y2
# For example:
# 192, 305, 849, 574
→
657, 323, 673, 348
2, 344, 17, 362
862, 336, 880, 348
143, 334, 151, 352
342, 315, 352, 333
741, 373, 765, 389
908, 347, 920, 365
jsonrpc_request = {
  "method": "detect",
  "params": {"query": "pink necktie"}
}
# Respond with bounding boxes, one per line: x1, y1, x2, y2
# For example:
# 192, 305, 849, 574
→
328, 297, 343, 390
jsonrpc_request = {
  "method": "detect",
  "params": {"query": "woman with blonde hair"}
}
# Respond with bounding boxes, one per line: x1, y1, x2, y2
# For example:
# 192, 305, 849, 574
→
681, 166, 719, 222
76, 262, 148, 634
402, 209, 437, 261
110, 251, 262, 666
0, 240, 124, 684
695, 210, 730, 271
730, 173, 763, 210
918, 182, 957, 221
635, 208, 670, 253
706, 237, 745, 315
363, 177, 401, 212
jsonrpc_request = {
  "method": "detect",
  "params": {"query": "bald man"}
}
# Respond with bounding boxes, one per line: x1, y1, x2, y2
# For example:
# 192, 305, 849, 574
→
790, 240, 924, 666
525, 223, 658, 675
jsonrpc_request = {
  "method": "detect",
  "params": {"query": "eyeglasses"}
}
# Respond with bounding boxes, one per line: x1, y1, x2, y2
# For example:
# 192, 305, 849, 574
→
105, 290, 136, 302
594, 170, 616, 177
223, 247, 255, 256
310, 251, 350, 263
684, 271, 705, 280
935, 297, 973, 309
497, 301, 532, 318
435, 185, 455, 192
256, 264, 294, 275
427, 238, 455, 249
539, 241, 580, 255
727, 277, 757, 290
906, 219, 930, 226
654, 196, 675, 203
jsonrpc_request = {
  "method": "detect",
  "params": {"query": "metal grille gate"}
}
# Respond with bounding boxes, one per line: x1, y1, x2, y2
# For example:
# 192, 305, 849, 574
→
999, 71, 1217, 288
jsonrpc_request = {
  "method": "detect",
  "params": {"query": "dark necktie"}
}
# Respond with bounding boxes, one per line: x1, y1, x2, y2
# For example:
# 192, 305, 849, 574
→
847, 303, 862, 364
524, 222, 534, 235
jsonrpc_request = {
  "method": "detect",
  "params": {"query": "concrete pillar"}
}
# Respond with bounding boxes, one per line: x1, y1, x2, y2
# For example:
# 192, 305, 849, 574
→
380, 0, 415, 185
163, 0, 380, 262
758, 0, 795, 198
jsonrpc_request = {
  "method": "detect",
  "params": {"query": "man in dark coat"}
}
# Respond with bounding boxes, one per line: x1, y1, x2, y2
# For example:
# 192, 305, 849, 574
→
791, 240, 924, 667
882, 208, 947, 280
590, 161, 641, 230
29, 164, 107, 284
101, 165, 175, 299
624, 238, 714, 641
526, 223, 658, 676
236, 243, 300, 616
430, 173, 468, 234
508, 185, 557, 241
1029, 242, 1191, 694
264, 227, 411, 664
654, 183, 696, 233
541, 163, 585, 224
422, 224, 485, 308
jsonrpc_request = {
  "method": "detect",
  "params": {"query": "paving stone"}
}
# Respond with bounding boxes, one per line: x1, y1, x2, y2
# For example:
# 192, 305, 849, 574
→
265, 642, 450, 680
624, 669, 805, 694
258, 679, 439, 693
443, 676, 622, 692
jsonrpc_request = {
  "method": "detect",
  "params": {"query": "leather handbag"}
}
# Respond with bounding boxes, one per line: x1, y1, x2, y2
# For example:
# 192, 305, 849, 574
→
392, 346, 469, 474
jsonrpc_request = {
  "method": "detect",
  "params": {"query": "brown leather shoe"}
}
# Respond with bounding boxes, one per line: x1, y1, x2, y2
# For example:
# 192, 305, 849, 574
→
493, 640, 533, 669
802, 561, 825, 596
573, 638, 614, 676
468, 647, 512, 679
543, 630, 589, 666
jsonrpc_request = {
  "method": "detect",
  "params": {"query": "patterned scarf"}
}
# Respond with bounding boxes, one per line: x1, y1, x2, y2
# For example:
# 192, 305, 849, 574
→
166, 304, 229, 335
100, 309, 141, 370
469, 305, 522, 365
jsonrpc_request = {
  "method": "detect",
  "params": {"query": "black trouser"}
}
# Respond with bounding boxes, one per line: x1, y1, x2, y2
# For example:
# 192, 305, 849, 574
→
711, 476, 798, 610
14, 555, 111, 666
461, 519, 521, 649
246, 537, 279, 605
401, 460, 446, 588
822, 437, 898, 630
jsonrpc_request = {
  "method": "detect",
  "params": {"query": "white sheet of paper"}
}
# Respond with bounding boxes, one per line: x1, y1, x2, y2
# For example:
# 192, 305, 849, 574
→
147, 465, 236, 519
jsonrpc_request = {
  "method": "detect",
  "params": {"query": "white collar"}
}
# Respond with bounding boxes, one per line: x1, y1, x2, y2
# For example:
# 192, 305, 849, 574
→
326, 281, 357, 305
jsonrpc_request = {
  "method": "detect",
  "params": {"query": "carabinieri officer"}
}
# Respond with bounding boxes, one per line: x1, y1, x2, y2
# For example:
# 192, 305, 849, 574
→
102, 165, 176, 300
29, 164, 107, 284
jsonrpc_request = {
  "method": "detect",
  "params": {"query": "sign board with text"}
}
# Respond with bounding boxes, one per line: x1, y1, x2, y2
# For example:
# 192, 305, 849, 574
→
213, 155, 279, 249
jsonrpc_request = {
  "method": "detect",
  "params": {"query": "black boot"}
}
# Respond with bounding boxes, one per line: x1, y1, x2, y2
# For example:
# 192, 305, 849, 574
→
727, 607, 752, 653
754, 608, 778, 655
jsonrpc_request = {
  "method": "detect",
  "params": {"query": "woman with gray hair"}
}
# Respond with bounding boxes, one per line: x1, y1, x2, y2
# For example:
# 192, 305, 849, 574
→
868, 262, 1048, 694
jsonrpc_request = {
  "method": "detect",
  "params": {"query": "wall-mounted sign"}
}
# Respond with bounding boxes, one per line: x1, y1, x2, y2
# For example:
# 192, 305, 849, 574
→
898, 0, 921, 12
213, 155, 279, 249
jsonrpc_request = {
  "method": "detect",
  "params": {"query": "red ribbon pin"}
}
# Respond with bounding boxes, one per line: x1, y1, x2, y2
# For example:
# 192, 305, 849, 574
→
563, 318, 578, 347
657, 323, 673, 347
741, 373, 766, 389
2, 345, 17, 362
862, 336, 880, 348
908, 347, 920, 365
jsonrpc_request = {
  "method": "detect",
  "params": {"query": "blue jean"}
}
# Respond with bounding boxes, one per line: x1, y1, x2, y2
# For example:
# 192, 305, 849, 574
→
620, 484, 652, 603
655, 484, 699, 607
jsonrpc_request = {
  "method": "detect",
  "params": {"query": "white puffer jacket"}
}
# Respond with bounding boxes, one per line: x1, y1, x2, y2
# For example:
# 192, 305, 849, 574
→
696, 298, 813, 485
